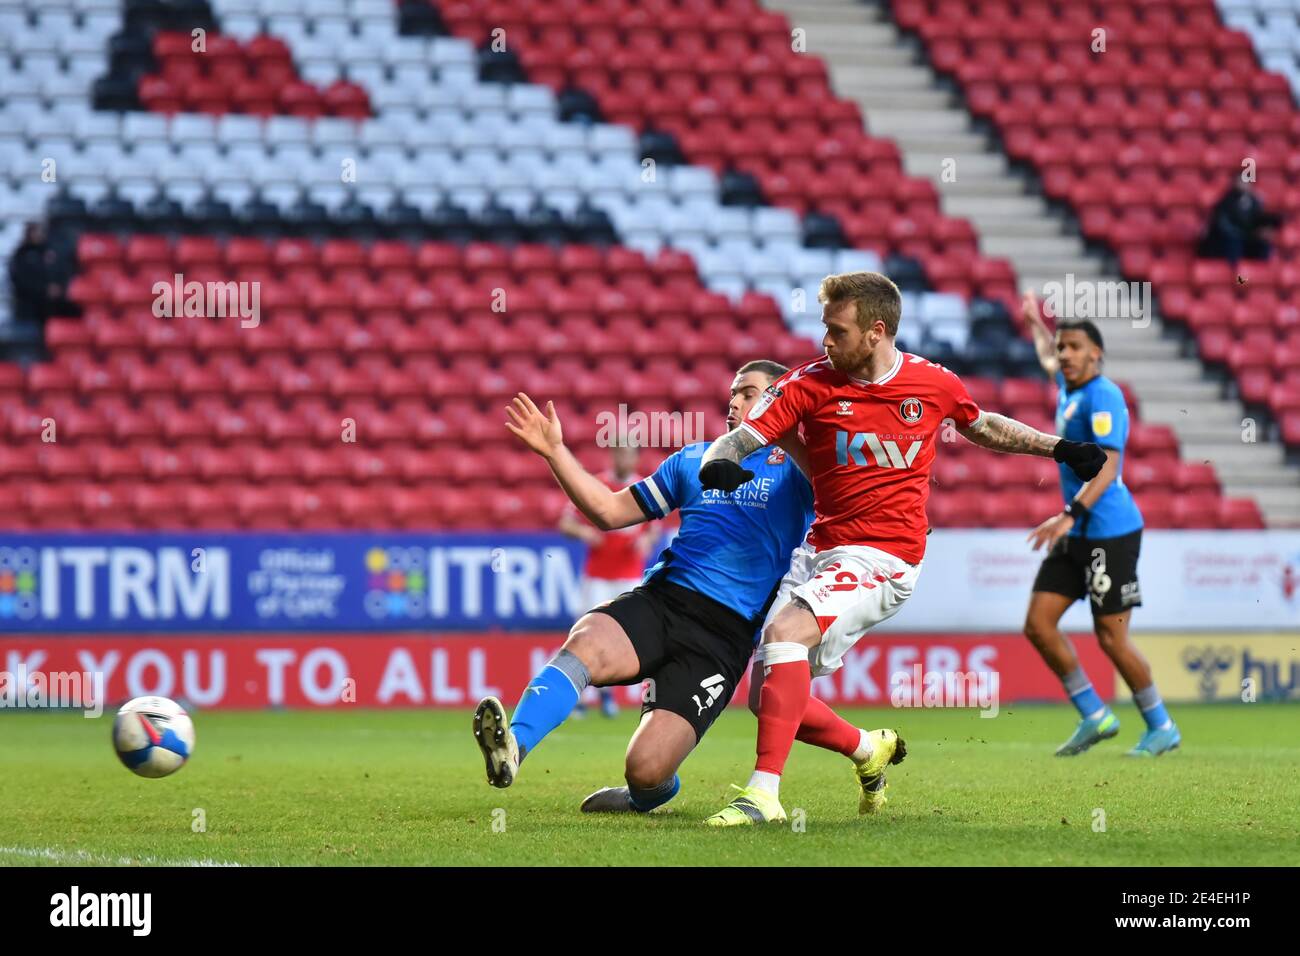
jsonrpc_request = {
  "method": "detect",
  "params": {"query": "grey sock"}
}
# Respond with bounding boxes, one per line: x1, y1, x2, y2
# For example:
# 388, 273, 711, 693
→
1062, 668, 1093, 695
551, 648, 592, 695
1133, 685, 1162, 711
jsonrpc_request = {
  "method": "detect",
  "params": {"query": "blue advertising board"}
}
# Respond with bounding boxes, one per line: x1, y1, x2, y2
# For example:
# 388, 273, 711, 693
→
0, 533, 590, 633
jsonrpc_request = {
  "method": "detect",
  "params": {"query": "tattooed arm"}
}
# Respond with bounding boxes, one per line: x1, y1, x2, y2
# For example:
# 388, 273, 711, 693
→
701, 426, 765, 466
958, 412, 1060, 457
960, 412, 1107, 480
698, 426, 766, 491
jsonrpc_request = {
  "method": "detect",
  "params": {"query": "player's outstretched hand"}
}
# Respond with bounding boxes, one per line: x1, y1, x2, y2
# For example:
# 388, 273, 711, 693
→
1021, 289, 1049, 333
1053, 439, 1106, 481
698, 459, 755, 493
505, 392, 563, 457
1027, 512, 1074, 552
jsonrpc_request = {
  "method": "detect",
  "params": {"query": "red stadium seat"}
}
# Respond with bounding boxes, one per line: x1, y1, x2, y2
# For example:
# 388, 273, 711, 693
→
1173, 493, 1221, 529
1217, 497, 1265, 529
129, 486, 186, 528
1124, 457, 1177, 492
338, 486, 388, 527
1174, 462, 1220, 493
290, 484, 341, 529
23, 484, 80, 528
928, 490, 983, 527
79, 483, 132, 530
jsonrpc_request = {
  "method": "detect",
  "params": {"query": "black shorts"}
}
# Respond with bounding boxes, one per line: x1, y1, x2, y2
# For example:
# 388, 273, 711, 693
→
592, 579, 756, 741
1033, 529, 1143, 617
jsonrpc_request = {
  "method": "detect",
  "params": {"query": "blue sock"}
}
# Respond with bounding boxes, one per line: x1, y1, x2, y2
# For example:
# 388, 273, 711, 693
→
629, 774, 680, 812
510, 650, 589, 758
1134, 685, 1172, 732
1062, 668, 1107, 720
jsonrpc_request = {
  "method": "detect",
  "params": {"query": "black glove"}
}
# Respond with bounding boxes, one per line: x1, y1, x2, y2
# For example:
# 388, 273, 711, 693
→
698, 460, 755, 493
1053, 439, 1106, 482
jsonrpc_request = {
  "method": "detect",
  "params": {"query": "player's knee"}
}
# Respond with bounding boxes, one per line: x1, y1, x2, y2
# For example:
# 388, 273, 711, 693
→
1094, 620, 1127, 654
1023, 615, 1051, 646
624, 752, 674, 792
1023, 617, 1041, 643
763, 614, 812, 648
561, 621, 608, 676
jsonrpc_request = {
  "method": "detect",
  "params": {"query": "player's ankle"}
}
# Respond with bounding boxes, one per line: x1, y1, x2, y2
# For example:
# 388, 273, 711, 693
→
748, 770, 774, 801
748, 770, 781, 796
850, 728, 874, 765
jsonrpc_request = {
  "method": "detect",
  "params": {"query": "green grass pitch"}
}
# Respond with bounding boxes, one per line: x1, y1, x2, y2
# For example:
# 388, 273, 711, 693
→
1, 703, 1297, 866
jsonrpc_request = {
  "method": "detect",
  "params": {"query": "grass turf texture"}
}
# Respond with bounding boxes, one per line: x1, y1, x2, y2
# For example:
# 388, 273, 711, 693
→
1, 703, 1296, 866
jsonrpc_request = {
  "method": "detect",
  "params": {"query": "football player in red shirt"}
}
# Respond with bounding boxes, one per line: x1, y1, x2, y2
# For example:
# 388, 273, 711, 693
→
697, 271, 1106, 826
557, 443, 658, 717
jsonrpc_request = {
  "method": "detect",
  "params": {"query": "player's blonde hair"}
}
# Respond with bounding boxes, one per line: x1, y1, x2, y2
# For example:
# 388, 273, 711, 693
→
818, 271, 902, 337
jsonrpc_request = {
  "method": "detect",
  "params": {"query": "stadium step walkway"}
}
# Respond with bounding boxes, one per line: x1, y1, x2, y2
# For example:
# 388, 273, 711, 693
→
762, 0, 1300, 525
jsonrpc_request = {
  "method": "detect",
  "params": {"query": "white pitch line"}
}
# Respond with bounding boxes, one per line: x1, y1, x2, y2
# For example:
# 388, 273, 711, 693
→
0, 845, 243, 867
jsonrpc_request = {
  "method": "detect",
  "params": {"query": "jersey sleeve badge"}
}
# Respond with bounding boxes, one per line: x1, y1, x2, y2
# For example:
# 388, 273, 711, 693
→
1091, 410, 1113, 437
749, 384, 781, 420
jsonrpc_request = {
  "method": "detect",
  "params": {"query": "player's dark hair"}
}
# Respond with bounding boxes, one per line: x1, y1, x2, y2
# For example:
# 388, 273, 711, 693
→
736, 360, 789, 380
1057, 320, 1104, 351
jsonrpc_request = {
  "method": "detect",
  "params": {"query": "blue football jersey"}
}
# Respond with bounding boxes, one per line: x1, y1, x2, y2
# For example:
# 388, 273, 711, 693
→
1055, 371, 1144, 538
629, 442, 815, 631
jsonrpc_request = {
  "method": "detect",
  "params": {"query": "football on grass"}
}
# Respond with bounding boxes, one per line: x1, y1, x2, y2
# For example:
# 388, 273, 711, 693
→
112, 696, 196, 778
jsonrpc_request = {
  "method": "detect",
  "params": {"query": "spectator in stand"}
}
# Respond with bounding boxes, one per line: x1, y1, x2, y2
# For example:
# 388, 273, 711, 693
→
1199, 176, 1282, 265
8, 221, 66, 329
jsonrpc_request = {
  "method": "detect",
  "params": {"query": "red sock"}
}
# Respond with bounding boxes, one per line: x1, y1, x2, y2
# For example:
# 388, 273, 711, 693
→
796, 696, 861, 758
755, 656, 811, 776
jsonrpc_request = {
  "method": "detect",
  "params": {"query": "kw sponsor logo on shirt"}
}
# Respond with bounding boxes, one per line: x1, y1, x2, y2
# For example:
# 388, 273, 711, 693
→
836, 431, 925, 469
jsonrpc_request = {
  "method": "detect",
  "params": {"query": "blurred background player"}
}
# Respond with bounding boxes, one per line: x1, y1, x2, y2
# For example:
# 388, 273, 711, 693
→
556, 441, 657, 717
1022, 291, 1181, 758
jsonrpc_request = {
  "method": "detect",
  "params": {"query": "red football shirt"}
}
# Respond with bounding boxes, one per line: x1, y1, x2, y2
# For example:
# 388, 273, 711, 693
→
741, 351, 982, 563
566, 470, 647, 580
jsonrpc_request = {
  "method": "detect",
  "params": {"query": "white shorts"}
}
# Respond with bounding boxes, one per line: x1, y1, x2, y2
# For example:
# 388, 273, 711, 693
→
762, 542, 922, 677
581, 577, 642, 612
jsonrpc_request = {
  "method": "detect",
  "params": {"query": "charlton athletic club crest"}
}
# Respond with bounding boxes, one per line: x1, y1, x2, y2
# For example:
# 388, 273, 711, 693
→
899, 398, 923, 424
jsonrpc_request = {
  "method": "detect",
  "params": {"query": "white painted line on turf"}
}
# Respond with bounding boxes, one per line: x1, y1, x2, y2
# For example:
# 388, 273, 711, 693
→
0, 845, 243, 867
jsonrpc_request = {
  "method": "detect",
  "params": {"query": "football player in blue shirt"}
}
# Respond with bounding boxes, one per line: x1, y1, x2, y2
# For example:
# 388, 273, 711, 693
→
1022, 292, 1180, 757
473, 361, 889, 814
